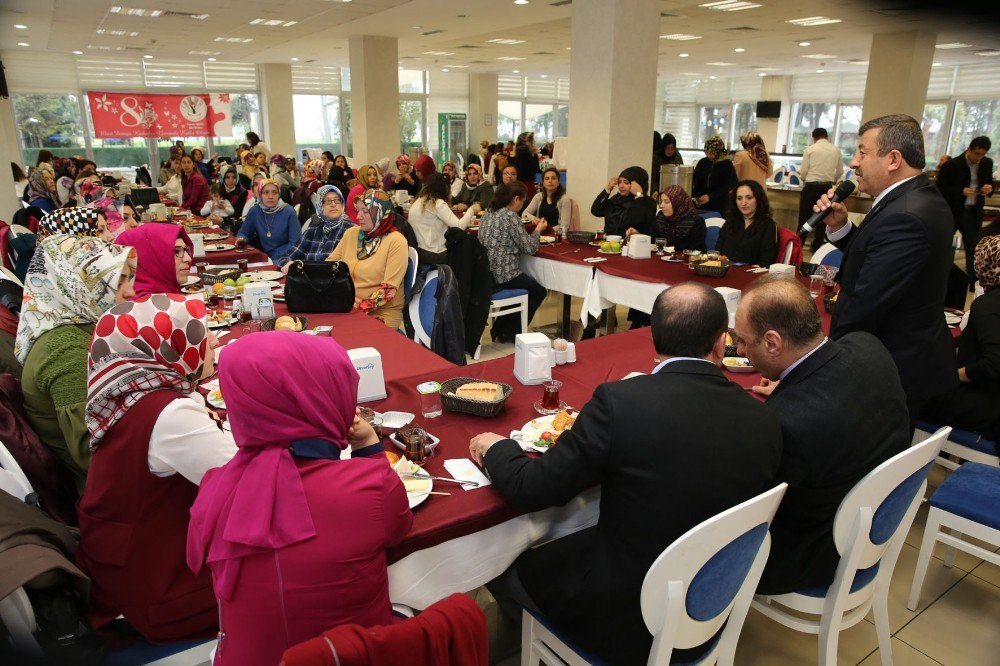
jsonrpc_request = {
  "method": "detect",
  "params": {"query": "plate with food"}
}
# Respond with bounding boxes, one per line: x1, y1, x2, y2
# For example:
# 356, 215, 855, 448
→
181, 283, 204, 294
539, 236, 557, 244
203, 232, 229, 242
515, 409, 577, 453
205, 243, 236, 252
386, 451, 433, 508
262, 315, 308, 332
722, 357, 755, 373
271, 288, 285, 302
206, 388, 226, 410
246, 270, 283, 282
944, 309, 963, 327
206, 311, 235, 329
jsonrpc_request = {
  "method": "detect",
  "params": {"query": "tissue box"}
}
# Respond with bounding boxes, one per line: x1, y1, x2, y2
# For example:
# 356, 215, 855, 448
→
242, 283, 275, 320
348, 347, 387, 402
190, 234, 206, 258
626, 234, 651, 259
768, 263, 797, 278
714, 287, 741, 329
514, 332, 552, 385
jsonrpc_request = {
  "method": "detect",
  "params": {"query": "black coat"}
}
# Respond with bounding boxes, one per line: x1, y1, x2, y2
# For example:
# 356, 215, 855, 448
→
936, 153, 995, 229
590, 191, 656, 237
483, 361, 782, 664
757, 334, 910, 594
511, 147, 540, 183
717, 218, 779, 266
829, 174, 958, 402
692, 158, 738, 216
652, 213, 707, 252
445, 228, 495, 356
405, 264, 466, 366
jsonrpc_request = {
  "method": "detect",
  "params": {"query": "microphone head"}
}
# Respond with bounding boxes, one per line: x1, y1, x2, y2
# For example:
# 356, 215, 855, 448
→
834, 180, 856, 200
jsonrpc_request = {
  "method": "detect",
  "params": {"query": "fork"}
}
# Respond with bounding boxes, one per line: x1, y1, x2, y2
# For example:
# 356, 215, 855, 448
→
401, 473, 480, 487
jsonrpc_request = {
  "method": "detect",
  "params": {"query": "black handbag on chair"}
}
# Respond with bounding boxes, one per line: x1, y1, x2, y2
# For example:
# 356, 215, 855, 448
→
284, 260, 356, 313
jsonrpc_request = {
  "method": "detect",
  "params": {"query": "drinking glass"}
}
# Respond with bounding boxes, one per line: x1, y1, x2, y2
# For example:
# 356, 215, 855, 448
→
809, 273, 824, 299
417, 381, 443, 418
541, 380, 563, 411
655, 239, 667, 255
237, 258, 249, 274
235, 236, 248, 252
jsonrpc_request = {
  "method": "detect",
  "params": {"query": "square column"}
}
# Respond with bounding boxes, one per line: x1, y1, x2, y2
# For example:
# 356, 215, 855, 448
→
861, 31, 936, 122
259, 64, 297, 158
469, 73, 498, 151
0, 99, 23, 215
566, 0, 661, 230
349, 35, 401, 165
758, 76, 791, 153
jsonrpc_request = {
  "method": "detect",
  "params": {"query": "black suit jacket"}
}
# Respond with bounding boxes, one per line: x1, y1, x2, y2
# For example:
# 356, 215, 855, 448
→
830, 173, 958, 401
936, 154, 995, 229
757, 334, 910, 594
483, 361, 782, 664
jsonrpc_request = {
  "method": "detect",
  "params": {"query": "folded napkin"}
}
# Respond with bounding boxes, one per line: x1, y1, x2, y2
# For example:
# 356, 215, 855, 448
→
248, 261, 273, 268
443, 459, 491, 490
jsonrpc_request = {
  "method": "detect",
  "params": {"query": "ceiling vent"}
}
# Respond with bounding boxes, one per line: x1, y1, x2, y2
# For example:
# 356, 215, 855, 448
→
724, 25, 760, 31
551, 0, 572, 6
421, 29, 445, 36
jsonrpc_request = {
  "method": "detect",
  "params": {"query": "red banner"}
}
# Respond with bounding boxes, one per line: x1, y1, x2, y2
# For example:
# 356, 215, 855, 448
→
87, 91, 231, 139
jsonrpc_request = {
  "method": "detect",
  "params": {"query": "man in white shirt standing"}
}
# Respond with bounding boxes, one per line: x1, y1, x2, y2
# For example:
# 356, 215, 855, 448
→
798, 128, 845, 251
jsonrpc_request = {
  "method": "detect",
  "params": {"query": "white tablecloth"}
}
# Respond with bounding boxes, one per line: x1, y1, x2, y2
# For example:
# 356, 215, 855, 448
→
387, 487, 600, 609
520, 254, 599, 324
591, 271, 668, 316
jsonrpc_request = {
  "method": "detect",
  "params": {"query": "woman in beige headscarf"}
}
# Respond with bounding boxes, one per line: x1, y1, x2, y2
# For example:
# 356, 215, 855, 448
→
733, 131, 772, 186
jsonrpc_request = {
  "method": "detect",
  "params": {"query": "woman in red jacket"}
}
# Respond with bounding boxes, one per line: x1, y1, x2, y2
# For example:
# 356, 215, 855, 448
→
188, 332, 412, 666
180, 154, 210, 212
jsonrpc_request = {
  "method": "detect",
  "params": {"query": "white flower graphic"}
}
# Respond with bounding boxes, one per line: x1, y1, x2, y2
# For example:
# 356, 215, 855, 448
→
95, 95, 112, 112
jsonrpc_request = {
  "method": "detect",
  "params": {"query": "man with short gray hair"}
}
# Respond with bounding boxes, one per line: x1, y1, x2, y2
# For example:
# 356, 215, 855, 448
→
812, 113, 957, 430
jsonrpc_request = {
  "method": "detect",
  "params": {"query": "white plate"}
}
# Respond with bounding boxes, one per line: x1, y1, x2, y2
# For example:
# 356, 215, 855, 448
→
389, 431, 441, 452
401, 465, 433, 508
539, 236, 556, 244
242, 279, 279, 289
247, 270, 283, 282
723, 357, 755, 373
205, 243, 235, 252
271, 289, 285, 302
206, 388, 226, 410
660, 256, 684, 263
944, 312, 963, 326
183, 275, 201, 286
206, 315, 235, 329
515, 412, 576, 453
203, 233, 229, 242
596, 249, 621, 255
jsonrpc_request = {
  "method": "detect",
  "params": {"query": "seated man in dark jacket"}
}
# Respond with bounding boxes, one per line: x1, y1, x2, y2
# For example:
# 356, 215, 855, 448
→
736, 275, 910, 594
470, 283, 782, 664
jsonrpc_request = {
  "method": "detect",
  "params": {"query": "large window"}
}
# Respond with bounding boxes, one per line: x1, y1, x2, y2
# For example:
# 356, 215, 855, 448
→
922, 103, 951, 162
399, 100, 425, 154
788, 103, 837, 155
949, 99, 1000, 156
293, 94, 345, 158
836, 105, 863, 158
11, 93, 86, 166
497, 100, 522, 142
732, 103, 757, 143
698, 105, 732, 147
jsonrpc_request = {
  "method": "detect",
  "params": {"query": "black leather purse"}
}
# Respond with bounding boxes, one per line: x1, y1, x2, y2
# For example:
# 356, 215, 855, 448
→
284, 260, 355, 313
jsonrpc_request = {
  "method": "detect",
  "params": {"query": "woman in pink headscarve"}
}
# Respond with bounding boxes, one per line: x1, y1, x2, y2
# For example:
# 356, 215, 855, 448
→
116, 224, 193, 297
187, 332, 412, 666
345, 182, 366, 224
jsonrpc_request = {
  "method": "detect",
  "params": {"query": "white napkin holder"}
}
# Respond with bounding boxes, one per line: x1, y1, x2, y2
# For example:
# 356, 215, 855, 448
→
393, 189, 409, 205
626, 234, 652, 259
514, 332, 552, 385
348, 347, 387, 402
768, 263, 797, 278
242, 283, 275, 320
714, 287, 741, 329
190, 234, 206, 258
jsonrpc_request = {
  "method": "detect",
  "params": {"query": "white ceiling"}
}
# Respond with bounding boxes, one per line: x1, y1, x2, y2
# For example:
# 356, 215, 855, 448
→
1, 0, 998, 81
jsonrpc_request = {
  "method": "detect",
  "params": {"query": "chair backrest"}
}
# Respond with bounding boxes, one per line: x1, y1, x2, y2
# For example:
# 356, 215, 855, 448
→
300, 217, 312, 233
704, 217, 725, 252
776, 227, 802, 266
831, 428, 948, 581
640, 483, 788, 665
772, 167, 784, 183
0, 441, 33, 501
404, 246, 419, 300
408, 268, 438, 347
811, 242, 843, 269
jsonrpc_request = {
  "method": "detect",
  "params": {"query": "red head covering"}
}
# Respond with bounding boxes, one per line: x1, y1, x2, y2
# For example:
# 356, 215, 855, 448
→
345, 183, 365, 224
187, 332, 360, 600
413, 154, 435, 181
115, 223, 192, 297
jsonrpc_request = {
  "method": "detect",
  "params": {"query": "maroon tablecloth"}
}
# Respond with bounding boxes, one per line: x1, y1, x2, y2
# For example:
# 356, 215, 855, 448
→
195, 229, 268, 266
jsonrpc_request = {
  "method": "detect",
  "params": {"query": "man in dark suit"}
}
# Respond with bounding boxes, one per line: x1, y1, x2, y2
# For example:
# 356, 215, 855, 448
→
735, 276, 910, 594
469, 283, 782, 664
813, 114, 958, 429
936, 136, 995, 289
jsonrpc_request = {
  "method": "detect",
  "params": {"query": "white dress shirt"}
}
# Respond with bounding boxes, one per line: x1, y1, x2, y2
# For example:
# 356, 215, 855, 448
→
408, 198, 475, 254
148, 395, 238, 485
652, 356, 713, 374
800, 139, 845, 183
826, 175, 918, 242
778, 338, 828, 380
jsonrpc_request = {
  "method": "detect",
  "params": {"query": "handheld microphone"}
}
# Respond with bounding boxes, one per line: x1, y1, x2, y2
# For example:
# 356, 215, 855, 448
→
798, 180, 856, 237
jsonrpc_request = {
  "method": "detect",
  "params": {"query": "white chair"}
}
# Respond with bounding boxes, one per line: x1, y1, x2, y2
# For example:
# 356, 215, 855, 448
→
704, 217, 725, 252
908, 462, 1000, 612
751, 428, 948, 666
405, 246, 419, 298
409, 269, 439, 348
473, 289, 530, 360
301, 217, 312, 233
810, 243, 844, 269
0, 441, 33, 501
522, 483, 787, 666
913, 421, 998, 470
0, 587, 42, 659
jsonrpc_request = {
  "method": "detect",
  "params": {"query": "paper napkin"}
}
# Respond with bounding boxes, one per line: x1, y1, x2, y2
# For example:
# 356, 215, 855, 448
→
443, 459, 491, 490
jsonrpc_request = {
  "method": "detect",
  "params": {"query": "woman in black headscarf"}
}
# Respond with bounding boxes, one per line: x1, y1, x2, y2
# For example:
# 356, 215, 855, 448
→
590, 166, 656, 238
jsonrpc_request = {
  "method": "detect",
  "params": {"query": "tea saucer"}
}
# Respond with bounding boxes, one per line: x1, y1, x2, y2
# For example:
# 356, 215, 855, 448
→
533, 399, 570, 415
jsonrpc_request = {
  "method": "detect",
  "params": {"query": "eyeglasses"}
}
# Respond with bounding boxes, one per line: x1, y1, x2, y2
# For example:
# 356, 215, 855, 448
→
322, 198, 342, 206
174, 246, 190, 259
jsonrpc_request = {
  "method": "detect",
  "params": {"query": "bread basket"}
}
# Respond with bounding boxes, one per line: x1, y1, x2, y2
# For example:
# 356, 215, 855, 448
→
200, 267, 241, 286
693, 260, 732, 277
566, 230, 596, 244
262, 316, 309, 331
440, 377, 513, 417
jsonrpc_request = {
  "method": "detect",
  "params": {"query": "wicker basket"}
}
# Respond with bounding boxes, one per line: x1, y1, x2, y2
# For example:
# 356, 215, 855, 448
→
566, 230, 596, 244
440, 377, 513, 417
693, 261, 732, 277
201, 268, 241, 286
262, 316, 309, 331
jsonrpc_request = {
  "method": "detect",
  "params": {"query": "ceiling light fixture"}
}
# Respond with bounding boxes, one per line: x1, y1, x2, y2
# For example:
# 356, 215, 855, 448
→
290, 57, 299, 61
487, 38, 525, 45
679, 53, 689, 57
816, 69, 824, 73
699, 1, 762, 11
514, 0, 530, 4
932, 62, 942, 66
734, 47, 745, 52
759, 72, 766, 76
707, 62, 734, 66
661, 33, 702, 41
109, 6, 163, 17
974, 49, 1000, 57
207, 57, 216, 61
935, 42, 970, 49
497, 56, 526, 61
424, 50, 455, 56
442, 68, 450, 72
798, 41, 811, 46
72, 50, 83, 55
786, 16, 841, 26
250, 18, 297, 27
512, 69, 520, 73
16, 42, 29, 47
708, 75, 717, 79
14, 24, 27, 30
143, 54, 153, 58
540, 74, 547, 78
801, 53, 837, 60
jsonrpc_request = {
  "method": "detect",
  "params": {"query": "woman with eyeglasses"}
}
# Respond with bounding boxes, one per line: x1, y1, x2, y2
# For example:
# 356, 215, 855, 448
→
115, 224, 194, 298
280, 185, 354, 272
590, 166, 656, 238
16, 236, 136, 493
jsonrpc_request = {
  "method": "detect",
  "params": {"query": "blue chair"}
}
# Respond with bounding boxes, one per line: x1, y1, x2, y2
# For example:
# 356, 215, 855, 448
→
522, 483, 788, 666
914, 420, 998, 469
810, 243, 844, 269
102, 638, 217, 665
403, 246, 418, 302
408, 268, 438, 348
752, 428, 948, 666
704, 217, 724, 252
474, 288, 530, 360
907, 463, 1000, 611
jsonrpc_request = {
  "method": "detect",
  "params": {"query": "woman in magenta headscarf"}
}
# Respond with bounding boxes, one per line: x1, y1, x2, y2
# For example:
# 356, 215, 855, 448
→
345, 182, 365, 224
187, 332, 412, 666
116, 224, 193, 297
